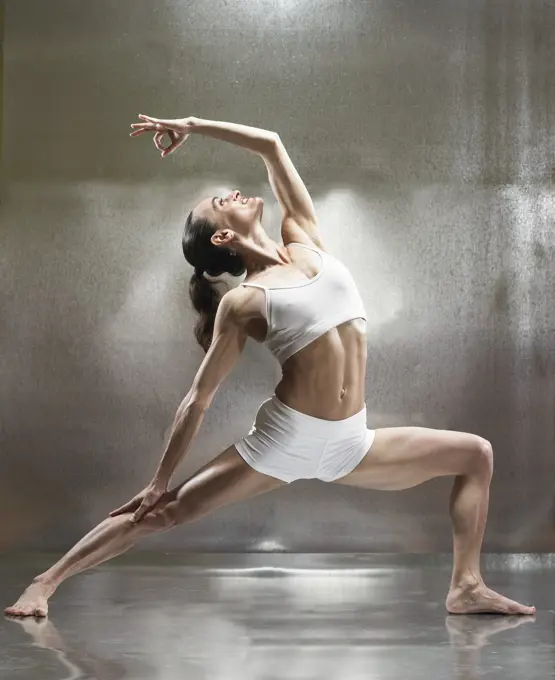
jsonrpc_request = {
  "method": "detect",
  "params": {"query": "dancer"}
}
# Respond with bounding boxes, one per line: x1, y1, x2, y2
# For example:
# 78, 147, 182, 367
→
6, 115, 535, 617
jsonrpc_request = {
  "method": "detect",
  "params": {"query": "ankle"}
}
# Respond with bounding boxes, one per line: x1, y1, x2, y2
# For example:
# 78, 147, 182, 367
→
450, 571, 483, 590
32, 574, 56, 596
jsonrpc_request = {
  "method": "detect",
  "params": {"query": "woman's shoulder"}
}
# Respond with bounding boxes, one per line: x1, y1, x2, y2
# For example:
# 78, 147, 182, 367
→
220, 286, 263, 324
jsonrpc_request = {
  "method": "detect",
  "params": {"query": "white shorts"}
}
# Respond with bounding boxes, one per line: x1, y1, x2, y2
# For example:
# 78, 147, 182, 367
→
235, 396, 376, 484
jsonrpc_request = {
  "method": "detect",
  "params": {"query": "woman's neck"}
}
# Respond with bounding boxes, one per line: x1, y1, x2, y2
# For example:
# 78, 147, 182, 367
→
238, 226, 290, 276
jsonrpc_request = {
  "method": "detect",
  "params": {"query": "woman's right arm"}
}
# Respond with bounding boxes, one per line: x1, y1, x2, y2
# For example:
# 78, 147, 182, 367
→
152, 289, 248, 486
110, 296, 247, 523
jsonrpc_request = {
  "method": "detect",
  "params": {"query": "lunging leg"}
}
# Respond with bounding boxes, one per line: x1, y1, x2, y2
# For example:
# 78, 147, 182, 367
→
335, 427, 535, 615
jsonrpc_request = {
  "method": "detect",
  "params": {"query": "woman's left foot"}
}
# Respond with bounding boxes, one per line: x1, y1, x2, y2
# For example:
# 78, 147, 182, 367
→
446, 583, 535, 615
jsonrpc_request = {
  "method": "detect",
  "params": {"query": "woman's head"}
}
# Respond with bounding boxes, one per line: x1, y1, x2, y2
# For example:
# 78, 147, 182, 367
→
193, 189, 264, 238
183, 189, 263, 351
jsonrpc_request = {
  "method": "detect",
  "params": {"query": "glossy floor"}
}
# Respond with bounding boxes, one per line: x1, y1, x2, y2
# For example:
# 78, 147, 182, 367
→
1, 554, 553, 679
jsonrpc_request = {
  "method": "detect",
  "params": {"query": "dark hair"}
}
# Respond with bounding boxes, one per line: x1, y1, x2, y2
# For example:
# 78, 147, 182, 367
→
182, 211, 245, 352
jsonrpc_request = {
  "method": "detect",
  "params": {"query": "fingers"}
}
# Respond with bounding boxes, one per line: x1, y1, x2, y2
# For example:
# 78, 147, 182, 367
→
153, 131, 165, 151
131, 488, 166, 523
138, 114, 159, 123
129, 116, 189, 156
151, 129, 188, 157
109, 497, 140, 517
130, 122, 158, 137
153, 130, 175, 155
129, 122, 175, 140
160, 132, 178, 157
138, 114, 183, 132
161, 131, 189, 158
131, 500, 152, 524
130, 127, 151, 137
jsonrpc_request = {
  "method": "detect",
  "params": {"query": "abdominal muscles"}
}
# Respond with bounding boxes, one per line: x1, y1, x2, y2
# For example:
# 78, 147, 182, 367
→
276, 318, 367, 420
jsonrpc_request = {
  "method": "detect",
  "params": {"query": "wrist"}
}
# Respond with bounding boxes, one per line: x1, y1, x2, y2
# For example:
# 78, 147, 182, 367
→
152, 472, 170, 489
185, 116, 203, 132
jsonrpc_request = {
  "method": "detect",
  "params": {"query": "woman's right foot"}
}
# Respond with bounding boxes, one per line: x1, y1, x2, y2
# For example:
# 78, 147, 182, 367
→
446, 582, 535, 616
5, 580, 53, 618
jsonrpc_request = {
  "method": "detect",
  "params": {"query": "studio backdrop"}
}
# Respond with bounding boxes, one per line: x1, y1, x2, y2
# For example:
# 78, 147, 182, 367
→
1, 0, 554, 552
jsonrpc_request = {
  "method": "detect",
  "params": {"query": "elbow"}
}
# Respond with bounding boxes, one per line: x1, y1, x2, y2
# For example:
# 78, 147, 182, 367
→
261, 132, 281, 157
188, 392, 212, 414
176, 394, 210, 422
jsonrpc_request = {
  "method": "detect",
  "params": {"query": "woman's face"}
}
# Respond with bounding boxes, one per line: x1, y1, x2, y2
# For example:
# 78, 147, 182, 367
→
193, 190, 264, 237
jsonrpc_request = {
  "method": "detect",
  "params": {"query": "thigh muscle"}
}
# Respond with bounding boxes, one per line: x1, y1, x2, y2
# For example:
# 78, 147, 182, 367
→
149, 446, 285, 527
334, 427, 489, 491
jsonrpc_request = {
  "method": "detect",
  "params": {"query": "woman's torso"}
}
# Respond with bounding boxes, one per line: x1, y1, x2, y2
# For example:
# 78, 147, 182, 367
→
240, 243, 367, 421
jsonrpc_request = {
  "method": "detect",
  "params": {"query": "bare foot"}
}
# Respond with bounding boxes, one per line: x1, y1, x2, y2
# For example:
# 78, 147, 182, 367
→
4, 580, 53, 618
446, 583, 536, 615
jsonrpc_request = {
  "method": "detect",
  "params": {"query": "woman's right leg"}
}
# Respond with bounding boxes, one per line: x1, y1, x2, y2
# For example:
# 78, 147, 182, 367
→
5, 446, 285, 617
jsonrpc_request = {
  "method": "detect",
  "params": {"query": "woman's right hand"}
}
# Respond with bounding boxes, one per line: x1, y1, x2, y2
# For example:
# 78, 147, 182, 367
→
130, 114, 197, 158
109, 479, 168, 523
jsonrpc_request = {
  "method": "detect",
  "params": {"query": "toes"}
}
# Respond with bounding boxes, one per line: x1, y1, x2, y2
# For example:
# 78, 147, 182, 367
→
4, 603, 44, 617
520, 605, 536, 616
499, 602, 535, 616
505, 599, 535, 616
5, 609, 22, 617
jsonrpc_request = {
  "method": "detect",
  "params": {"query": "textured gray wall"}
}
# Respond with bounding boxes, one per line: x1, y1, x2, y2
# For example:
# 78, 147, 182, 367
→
2, 0, 554, 552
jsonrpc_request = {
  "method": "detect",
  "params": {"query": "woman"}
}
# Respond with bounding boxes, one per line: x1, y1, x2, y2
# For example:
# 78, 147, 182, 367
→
6, 115, 534, 618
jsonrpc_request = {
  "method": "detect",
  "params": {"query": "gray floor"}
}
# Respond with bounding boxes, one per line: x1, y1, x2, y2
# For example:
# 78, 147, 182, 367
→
1, 554, 554, 680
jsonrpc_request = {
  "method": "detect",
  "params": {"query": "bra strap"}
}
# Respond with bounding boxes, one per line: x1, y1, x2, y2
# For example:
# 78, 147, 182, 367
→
288, 241, 323, 255
242, 282, 267, 290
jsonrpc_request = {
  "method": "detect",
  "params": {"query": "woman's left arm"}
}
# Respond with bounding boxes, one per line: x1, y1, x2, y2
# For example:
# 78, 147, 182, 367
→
260, 137, 322, 248
131, 115, 277, 157
189, 120, 321, 246
190, 120, 321, 245
131, 115, 323, 247
190, 118, 322, 247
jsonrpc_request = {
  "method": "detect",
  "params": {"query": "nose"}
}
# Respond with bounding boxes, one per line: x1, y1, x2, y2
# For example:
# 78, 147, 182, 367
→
229, 190, 241, 201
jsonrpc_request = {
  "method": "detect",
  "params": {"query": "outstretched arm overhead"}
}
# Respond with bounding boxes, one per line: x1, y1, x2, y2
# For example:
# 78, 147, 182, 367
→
130, 115, 324, 249
262, 135, 322, 249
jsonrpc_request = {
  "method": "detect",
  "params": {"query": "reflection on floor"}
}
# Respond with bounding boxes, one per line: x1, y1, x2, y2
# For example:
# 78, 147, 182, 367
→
1, 554, 553, 680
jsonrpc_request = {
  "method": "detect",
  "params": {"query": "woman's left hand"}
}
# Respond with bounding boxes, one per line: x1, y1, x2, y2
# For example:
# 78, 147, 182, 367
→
130, 114, 195, 158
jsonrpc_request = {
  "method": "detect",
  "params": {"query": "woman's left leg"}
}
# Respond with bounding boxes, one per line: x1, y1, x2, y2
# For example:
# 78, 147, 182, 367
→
334, 427, 536, 615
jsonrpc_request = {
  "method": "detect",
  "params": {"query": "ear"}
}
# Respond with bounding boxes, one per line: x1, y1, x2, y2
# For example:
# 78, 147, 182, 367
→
210, 229, 234, 248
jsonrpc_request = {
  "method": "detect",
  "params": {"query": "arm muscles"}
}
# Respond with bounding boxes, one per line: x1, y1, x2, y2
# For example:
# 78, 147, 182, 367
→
262, 137, 324, 248
154, 294, 246, 483
189, 295, 247, 408
189, 120, 323, 248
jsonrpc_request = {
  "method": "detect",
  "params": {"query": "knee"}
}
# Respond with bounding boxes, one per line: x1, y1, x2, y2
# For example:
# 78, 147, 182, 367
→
151, 499, 202, 530
146, 501, 182, 531
468, 436, 494, 477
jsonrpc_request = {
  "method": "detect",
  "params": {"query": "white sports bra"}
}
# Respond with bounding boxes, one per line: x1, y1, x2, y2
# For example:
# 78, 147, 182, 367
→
242, 243, 366, 364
